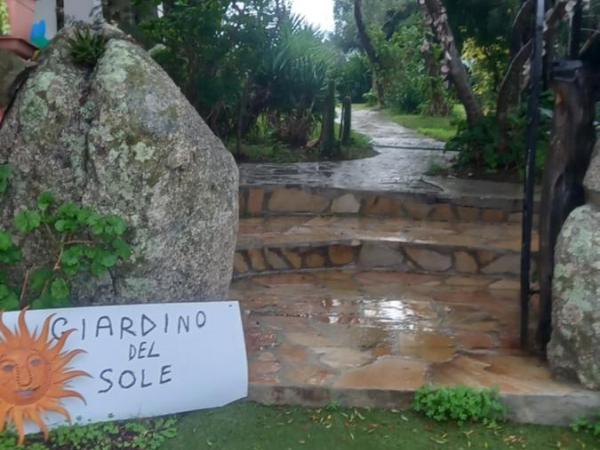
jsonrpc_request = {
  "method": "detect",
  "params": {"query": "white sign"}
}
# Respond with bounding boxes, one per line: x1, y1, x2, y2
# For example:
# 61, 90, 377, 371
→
0, 302, 248, 435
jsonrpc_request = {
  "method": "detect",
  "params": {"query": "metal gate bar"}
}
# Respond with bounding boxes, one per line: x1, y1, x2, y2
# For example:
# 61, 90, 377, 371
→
520, 0, 546, 348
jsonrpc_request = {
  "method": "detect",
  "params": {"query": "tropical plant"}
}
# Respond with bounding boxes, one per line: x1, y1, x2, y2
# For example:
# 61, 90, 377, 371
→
255, 15, 332, 146
142, 1, 330, 145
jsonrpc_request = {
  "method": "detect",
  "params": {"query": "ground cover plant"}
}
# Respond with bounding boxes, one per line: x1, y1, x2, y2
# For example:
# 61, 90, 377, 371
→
0, 400, 596, 449
412, 385, 507, 425
0, 417, 177, 450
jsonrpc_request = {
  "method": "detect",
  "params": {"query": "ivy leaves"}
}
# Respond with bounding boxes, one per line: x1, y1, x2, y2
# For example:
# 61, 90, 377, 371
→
0, 230, 22, 311
15, 210, 41, 233
0, 190, 132, 311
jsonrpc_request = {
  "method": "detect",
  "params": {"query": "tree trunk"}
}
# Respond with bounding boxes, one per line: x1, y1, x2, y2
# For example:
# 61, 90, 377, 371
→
320, 80, 338, 158
162, 0, 176, 16
341, 96, 352, 145
419, 0, 483, 128
422, 40, 451, 116
537, 63, 598, 352
102, 0, 134, 28
133, 2, 158, 23
236, 79, 250, 158
496, 0, 534, 155
56, 0, 64, 30
354, 0, 385, 107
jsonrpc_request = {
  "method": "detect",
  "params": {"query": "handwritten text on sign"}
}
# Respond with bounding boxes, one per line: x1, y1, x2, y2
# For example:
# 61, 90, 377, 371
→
0, 302, 248, 432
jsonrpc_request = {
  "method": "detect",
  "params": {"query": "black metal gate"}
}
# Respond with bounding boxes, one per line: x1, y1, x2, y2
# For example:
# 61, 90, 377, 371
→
520, 0, 600, 351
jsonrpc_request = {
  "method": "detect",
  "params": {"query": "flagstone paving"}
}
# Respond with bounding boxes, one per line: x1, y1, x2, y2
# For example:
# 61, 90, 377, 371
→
234, 271, 540, 389
231, 270, 600, 425
234, 270, 527, 390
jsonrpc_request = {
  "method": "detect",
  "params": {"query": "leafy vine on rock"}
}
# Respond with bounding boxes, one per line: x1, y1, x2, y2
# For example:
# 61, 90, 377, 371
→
0, 165, 131, 310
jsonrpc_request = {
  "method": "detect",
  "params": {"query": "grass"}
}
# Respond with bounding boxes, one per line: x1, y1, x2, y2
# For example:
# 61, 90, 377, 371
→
163, 402, 599, 450
349, 103, 371, 111
381, 104, 466, 143
231, 127, 375, 163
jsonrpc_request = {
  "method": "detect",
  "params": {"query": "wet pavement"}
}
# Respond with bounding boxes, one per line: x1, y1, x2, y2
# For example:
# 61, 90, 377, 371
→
232, 270, 581, 396
239, 109, 527, 201
228, 109, 591, 424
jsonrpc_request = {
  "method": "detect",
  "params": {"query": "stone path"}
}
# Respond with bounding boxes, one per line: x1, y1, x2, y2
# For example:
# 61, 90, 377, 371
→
232, 108, 595, 425
240, 109, 526, 201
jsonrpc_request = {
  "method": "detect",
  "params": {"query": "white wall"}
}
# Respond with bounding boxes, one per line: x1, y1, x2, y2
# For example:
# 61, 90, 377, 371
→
33, 0, 57, 41
64, 0, 103, 24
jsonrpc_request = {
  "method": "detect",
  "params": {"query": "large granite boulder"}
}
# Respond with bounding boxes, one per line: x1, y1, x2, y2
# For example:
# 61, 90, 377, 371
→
548, 142, 600, 389
0, 26, 238, 304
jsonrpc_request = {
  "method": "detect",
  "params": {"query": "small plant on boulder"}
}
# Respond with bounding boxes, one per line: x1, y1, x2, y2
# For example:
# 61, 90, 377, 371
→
67, 27, 107, 68
0, 165, 131, 310
413, 385, 507, 425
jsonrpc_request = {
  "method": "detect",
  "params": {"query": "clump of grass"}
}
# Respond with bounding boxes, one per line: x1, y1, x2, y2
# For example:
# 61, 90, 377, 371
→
67, 27, 107, 68
426, 161, 450, 176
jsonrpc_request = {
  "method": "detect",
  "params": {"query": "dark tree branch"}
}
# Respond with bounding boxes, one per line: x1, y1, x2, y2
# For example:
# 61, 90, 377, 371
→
419, 0, 483, 127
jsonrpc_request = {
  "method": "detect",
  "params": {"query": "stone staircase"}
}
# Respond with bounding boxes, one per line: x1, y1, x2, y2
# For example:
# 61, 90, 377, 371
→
233, 159, 600, 426
235, 186, 533, 279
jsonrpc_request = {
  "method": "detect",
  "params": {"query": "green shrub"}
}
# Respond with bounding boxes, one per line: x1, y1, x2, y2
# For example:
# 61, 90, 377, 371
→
447, 112, 549, 175
572, 411, 600, 437
336, 52, 372, 103
412, 385, 507, 425
67, 27, 107, 68
447, 91, 553, 175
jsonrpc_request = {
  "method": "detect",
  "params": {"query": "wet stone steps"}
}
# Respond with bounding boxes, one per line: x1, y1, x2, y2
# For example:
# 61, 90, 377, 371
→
235, 216, 538, 278
232, 270, 600, 425
239, 185, 529, 222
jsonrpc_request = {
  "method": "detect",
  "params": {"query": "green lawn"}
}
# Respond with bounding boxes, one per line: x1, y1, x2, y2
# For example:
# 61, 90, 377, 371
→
163, 403, 598, 450
350, 103, 371, 111
381, 105, 465, 142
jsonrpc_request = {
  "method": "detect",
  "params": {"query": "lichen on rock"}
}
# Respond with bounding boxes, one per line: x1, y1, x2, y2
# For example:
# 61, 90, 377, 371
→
548, 204, 600, 389
0, 25, 239, 304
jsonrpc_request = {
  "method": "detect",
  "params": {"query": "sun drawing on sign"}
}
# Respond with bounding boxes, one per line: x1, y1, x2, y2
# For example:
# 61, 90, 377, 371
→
0, 310, 89, 445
